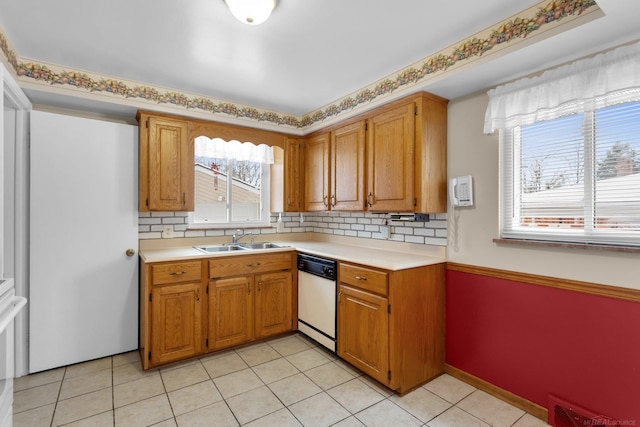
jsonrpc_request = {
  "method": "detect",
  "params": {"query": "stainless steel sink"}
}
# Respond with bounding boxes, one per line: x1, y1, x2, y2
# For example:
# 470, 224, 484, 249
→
193, 244, 249, 253
238, 242, 289, 250
194, 242, 288, 253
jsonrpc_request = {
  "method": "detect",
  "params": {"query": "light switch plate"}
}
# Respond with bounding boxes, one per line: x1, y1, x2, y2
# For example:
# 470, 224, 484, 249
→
381, 225, 390, 239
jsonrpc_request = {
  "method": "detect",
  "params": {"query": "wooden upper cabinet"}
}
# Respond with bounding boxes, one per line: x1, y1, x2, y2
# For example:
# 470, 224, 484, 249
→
272, 137, 303, 212
138, 112, 194, 212
366, 103, 416, 212
284, 138, 304, 211
304, 132, 330, 211
331, 121, 366, 211
414, 93, 449, 213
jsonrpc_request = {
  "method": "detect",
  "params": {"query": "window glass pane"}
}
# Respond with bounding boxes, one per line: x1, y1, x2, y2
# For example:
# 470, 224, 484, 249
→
194, 157, 228, 223
231, 160, 262, 222
519, 114, 585, 229
503, 100, 640, 245
594, 101, 640, 230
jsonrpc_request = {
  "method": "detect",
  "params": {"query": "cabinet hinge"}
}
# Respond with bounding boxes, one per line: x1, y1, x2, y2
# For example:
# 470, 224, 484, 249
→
146, 197, 149, 207
148, 351, 152, 360
206, 338, 209, 348
388, 370, 392, 381
149, 293, 152, 302
206, 285, 209, 294
146, 118, 149, 128
413, 198, 417, 207
414, 106, 418, 115
365, 123, 369, 131
387, 304, 391, 314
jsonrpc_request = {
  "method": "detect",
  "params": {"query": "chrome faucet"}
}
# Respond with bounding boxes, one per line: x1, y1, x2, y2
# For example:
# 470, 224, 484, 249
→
232, 229, 252, 244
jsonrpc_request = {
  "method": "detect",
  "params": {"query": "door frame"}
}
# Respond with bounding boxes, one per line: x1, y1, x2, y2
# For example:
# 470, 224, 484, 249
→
1, 64, 32, 377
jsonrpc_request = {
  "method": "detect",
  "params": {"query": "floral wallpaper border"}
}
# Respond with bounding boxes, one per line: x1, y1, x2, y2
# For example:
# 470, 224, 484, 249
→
0, 0, 599, 129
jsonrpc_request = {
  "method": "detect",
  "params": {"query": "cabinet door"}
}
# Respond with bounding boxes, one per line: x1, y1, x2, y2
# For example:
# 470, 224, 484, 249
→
146, 116, 193, 211
338, 284, 389, 385
151, 282, 202, 366
210, 276, 254, 350
366, 103, 415, 212
305, 133, 330, 211
331, 121, 366, 211
284, 137, 303, 211
255, 271, 292, 339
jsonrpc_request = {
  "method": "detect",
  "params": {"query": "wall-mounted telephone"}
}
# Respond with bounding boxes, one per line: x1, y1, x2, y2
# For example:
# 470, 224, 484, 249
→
449, 175, 474, 207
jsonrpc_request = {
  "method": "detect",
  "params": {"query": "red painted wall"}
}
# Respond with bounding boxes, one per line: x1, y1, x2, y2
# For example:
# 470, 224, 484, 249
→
446, 269, 640, 423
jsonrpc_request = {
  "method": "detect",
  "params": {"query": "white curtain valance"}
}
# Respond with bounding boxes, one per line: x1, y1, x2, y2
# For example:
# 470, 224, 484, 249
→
484, 41, 640, 134
194, 136, 274, 164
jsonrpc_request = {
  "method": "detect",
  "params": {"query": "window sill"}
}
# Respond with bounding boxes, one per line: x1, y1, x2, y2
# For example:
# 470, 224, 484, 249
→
493, 238, 640, 254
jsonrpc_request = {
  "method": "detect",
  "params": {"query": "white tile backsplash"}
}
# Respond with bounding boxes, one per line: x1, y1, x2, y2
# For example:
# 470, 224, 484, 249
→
138, 211, 447, 246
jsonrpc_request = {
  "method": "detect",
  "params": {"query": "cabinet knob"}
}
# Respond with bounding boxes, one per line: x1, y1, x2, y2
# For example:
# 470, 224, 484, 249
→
125, 248, 135, 257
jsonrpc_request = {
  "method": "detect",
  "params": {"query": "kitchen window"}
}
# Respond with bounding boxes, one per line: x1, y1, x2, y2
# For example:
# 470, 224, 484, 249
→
486, 41, 640, 247
188, 137, 273, 228
501, 102, 640, 246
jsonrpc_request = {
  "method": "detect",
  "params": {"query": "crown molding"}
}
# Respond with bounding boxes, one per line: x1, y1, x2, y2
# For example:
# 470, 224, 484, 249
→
0, 0, 601, 131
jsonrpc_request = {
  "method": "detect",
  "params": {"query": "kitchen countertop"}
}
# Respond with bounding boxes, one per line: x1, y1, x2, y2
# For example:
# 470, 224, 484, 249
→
139, 235, 445, 271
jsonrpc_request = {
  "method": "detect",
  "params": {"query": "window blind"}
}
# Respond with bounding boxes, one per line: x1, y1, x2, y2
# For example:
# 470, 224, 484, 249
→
502, 101, 640, 246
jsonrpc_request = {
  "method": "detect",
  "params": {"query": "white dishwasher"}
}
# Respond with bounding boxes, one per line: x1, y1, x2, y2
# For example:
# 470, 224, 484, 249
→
297, 253, 337, 352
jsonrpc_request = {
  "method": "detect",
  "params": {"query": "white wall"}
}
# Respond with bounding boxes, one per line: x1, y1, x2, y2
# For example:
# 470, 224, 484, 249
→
447, 91, 640, 290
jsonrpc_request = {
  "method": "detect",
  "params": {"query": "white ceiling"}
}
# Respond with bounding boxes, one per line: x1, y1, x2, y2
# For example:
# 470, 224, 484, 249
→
1, 0, 639, 122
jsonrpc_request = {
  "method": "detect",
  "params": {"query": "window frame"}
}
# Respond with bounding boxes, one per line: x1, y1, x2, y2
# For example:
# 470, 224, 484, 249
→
500, 106, 640, 247
187, 158, 271, 229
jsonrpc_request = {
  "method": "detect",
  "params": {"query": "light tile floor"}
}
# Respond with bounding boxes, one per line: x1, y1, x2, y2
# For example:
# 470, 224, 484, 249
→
14, 333, 550, 427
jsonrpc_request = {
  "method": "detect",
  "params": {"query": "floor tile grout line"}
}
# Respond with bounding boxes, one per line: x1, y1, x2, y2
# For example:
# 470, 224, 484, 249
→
198, 351, 243, 427
15, 334, 541, 427
48, 366, 66, 427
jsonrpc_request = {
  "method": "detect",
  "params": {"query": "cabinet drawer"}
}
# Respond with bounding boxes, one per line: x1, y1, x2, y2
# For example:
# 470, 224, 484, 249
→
339, 263, 388, 295
152, 261, 202, 285
209, 252, 293, 278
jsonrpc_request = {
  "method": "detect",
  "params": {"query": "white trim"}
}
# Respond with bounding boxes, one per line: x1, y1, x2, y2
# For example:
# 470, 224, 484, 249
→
1, 63, 32, 377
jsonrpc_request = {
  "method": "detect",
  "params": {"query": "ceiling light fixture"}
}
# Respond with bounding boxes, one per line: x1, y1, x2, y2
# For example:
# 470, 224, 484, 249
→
224, 0, 277, 25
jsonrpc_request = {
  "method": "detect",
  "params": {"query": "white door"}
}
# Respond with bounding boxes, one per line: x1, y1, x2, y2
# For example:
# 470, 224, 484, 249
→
29, 111, 138, 373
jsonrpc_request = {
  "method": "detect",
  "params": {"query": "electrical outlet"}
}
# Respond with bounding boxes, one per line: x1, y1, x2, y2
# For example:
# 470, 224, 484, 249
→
381, 225, 390, 239
162, 225, 173, 238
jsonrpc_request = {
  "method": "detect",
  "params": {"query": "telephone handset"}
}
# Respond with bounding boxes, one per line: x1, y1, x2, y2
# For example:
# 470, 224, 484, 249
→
449, 175, 474, 207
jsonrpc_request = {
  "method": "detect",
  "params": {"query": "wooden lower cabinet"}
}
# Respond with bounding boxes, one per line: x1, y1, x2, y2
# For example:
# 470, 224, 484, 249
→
150, 282, 203, 366
209, 276, 253, 350
207, 252, 295, 351
338, 285, 389, 383
141, 260, 204, 369
337, 261, 445, 394
209, 267, 293, 351
141, 252, 295, 369
255, 271, 293, 339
